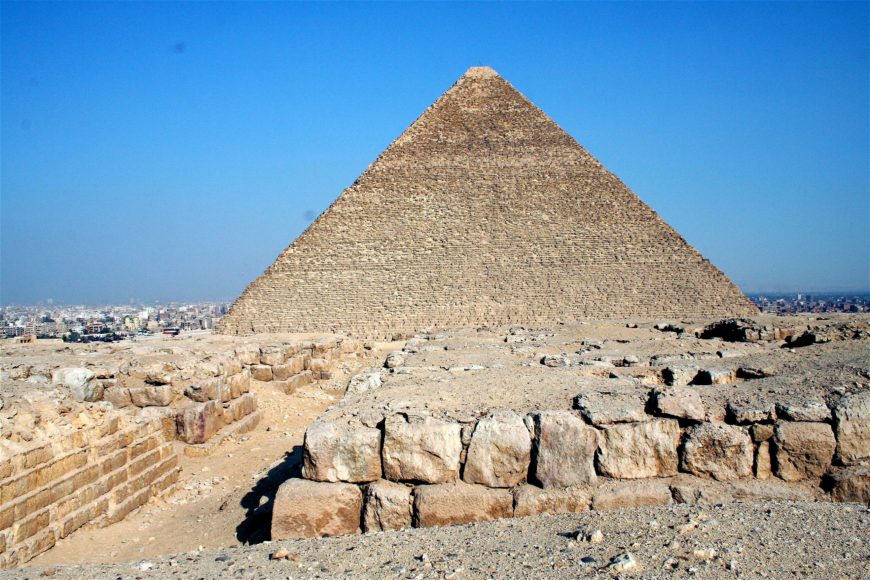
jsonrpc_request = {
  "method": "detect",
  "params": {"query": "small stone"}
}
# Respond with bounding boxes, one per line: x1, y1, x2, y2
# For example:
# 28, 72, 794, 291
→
270, 549, 290, 560
586, 529, 603, 544
652, 387, 705, 422
693, 548, 716, 560
609, 553, 638, 573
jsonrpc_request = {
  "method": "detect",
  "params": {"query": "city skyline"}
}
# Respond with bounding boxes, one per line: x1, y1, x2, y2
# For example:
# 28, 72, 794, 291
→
2, 2, 868, 305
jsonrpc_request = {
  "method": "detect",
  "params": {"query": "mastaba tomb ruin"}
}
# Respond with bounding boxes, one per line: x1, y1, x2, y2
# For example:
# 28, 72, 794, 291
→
217, 66, 757, 337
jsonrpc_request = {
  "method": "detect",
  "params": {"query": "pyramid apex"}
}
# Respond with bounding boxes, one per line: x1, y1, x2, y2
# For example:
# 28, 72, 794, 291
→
462, 66, 500, 79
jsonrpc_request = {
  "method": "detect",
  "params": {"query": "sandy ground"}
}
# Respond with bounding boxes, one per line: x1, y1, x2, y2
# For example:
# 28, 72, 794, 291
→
10, 501, 869, 579
25, 378, 333, 565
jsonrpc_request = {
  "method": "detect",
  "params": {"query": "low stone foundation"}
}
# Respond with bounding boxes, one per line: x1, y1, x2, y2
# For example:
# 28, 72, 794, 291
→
272, 390, 870, 539
0, 415, 179, 567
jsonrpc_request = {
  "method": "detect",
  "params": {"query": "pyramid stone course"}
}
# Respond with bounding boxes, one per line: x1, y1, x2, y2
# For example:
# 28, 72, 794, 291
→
217, 66, 756, 336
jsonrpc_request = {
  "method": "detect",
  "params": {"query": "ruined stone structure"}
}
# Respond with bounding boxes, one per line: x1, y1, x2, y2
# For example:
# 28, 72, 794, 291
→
218, 66, 756, 336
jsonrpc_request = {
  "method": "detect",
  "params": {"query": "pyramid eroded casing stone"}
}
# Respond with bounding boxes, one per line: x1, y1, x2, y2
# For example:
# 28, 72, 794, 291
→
463, 410, 531, 488
272, 479, 362, 539
413, 482, 513, 528
681, 423, 753, 481
302, 421, 382, 483
382, 414, 461, 483
595, 419, 680, 479
530, 411, 598, 488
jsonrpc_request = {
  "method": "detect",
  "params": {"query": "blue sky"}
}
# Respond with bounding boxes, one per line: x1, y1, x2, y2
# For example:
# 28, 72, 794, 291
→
2, 1, 868, 305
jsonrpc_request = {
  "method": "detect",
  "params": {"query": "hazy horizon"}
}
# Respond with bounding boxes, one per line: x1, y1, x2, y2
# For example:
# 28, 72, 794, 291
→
2, 2, 868, 305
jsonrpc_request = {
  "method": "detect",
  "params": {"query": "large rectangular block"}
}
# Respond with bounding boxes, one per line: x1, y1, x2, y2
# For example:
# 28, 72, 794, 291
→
272, 479, 362, 539
413, 482, 512, 528
530, 411, 598, 488
382, 414, 461, 484
513, 484, 592, 517
176, 401, 223, 444
302, 421, 382, 483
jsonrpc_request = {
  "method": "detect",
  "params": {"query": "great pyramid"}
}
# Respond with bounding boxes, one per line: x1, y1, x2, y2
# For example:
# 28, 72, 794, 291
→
217, 66, 756, 336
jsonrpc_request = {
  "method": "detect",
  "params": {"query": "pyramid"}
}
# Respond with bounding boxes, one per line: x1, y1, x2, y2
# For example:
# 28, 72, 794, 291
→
217, 67, 756, 336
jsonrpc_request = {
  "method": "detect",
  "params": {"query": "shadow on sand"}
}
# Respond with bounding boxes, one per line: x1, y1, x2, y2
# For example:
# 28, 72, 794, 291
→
235, 445, 303, 544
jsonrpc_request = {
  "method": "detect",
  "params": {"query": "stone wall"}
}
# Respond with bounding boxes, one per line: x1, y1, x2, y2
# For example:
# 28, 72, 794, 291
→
0, 335, 364, 567
272, 390, 869, 539
0, 415, 179, 568
217, 66, 756, 338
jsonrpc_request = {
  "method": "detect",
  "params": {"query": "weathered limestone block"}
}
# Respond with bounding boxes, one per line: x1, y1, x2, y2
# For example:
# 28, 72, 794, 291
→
592, 481, 673, 511
596, 419, 680, 479
227, 392, 257, 422
513, 484, 592, 517
129, 385, 174, 407
772, 422, 835, 481
362, 480, 412, 532
833, 391, 870, 465
302, 421, 382, 483
132, 363, 176, 385
52, 368, 101, 402
103, 387, 132, 408
216, 356, 242, 377
750, 424, 775, 443
823, 466, 870, 503
726, 401, 776, 424
530, 411, 598, 488
755, 441, 772, 479
234, 344, 261, 366
271, 363, 293, 381
228, 370, 251, 398
185, 377, 224, 402
346, 369, 383, 397
250, 364, 273, 382
413, 482, 512, 528
259, 346, 285, 366
307, 358, 329, 372
382, 414, 461, 483
278, 370, 315, 394
775, 400, 831, 422
651, 387, 705, 422
663, 365, 699, 387
681, 423, 753, 481
463, 411, 531, 488
574, 392, 648, 425
176, 401, 222, 444
272, 479, 362, 539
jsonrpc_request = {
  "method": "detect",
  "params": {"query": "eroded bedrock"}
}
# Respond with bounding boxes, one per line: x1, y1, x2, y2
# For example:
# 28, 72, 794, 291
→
272, 315, 870, 539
